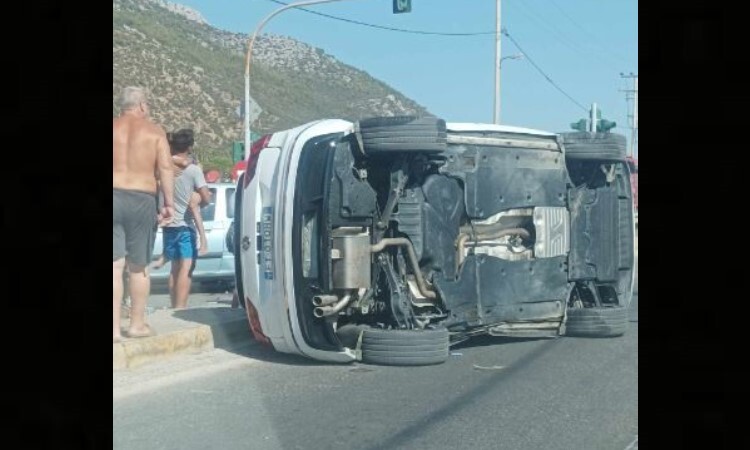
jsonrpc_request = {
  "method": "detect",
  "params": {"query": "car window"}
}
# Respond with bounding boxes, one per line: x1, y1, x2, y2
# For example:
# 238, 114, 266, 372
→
226, 188, 236, 219
201, 188, 216, 222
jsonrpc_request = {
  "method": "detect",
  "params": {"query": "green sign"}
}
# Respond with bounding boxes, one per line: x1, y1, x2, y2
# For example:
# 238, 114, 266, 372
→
232, 142, 244, 164
570, 119, 587, 132
570, 110, 616, 133
393, 0, 411, 14
597, 119, 616, 133
594, 109, 615, 132
231, 133, 264, 163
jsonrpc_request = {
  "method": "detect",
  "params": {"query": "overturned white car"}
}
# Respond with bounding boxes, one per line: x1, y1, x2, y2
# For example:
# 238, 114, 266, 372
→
229, 116, 636, 366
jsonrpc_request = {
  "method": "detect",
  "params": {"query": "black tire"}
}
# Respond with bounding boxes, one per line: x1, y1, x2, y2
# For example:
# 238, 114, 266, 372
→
361, 327, 449, 366
358, 115, 445, 130
233, 174, 246, 309
225, 221, 234, 253
561, 132, 627, 161
360, 130, 447, 140
565, 306, 628, 337
618, 190, 636, 309
357, 116, 447, 154
360, 141, 447, 153
335, 323, 370, 349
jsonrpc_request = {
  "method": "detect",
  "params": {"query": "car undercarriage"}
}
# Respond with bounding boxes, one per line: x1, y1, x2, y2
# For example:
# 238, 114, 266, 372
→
283, 117, 635, 365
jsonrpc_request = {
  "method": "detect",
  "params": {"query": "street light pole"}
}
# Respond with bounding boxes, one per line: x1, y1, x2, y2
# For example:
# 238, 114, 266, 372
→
493, 0, 502, 124
243, 0, 359, 159
494, 54, 524, 124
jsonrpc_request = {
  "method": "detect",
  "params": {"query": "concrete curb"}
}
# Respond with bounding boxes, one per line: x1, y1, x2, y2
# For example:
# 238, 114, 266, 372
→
113, 307, 251, 370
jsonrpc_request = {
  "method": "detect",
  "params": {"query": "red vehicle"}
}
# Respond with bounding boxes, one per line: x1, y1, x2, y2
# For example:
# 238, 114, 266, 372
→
626, 156, 638, 212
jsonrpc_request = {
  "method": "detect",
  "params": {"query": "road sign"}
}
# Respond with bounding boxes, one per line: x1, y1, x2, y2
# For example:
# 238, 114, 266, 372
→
393, 0, 411, 14
236, 96, 262, 123
231, 132, 263, 164
232, 142, 244, 164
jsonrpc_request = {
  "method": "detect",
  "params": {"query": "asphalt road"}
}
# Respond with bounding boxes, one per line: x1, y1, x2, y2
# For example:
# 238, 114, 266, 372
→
114, 294, 637, 450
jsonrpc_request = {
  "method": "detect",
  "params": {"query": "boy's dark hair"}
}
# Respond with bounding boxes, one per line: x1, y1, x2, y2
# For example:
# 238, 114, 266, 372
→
168, 128, 194, 152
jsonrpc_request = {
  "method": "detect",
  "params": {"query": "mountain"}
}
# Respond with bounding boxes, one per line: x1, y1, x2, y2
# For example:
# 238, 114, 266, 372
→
113, 0, 429, 170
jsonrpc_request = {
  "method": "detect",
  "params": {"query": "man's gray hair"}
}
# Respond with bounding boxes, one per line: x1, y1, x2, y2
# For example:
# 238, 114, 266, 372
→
120, 86, 148, 111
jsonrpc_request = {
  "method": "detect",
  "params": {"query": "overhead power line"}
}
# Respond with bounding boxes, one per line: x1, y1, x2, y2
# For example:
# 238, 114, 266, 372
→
502, 28, 588, 112
544, 0, 632, 65
266, 0, 495, 36
506, 0, 624, 73
264, 0, 589, 113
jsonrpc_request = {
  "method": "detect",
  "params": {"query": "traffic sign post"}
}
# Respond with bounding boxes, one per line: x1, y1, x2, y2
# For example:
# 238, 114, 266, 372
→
232, 142, 244, 164
393, 0, 411, 14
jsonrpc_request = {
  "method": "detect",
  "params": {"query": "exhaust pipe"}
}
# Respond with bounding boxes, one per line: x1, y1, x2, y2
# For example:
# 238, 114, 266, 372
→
312, 295, 338, 307
313, 295, 352, 318
455, 227, 531, 274
371, 238, 436, 299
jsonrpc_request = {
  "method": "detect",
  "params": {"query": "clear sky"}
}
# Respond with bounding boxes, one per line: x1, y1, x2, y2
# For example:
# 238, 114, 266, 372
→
173, 0, 637, 135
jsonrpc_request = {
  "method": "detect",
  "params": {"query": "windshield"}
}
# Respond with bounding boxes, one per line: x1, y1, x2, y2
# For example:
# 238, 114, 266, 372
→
225, 188, 236, 219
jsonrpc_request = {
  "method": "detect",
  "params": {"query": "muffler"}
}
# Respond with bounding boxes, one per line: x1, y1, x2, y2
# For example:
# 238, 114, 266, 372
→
331, 229, 371, 290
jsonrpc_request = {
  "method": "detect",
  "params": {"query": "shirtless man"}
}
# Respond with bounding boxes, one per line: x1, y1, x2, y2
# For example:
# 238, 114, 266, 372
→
113, 87, 175, 343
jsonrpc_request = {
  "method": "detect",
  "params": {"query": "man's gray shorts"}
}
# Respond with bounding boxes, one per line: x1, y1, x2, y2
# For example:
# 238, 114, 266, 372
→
113, 188, 157, 267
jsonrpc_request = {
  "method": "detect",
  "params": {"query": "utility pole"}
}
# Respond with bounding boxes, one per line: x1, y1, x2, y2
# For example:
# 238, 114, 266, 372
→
493, 0, 501, 124
620, 72, 638, 159
590, 102, 598, 132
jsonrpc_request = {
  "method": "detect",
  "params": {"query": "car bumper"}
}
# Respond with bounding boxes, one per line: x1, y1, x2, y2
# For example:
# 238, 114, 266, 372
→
249, 121, 359, 363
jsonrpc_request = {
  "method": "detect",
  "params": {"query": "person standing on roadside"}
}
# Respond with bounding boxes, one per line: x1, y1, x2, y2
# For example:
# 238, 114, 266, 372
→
151, 156, 209, 270
113, 86, 174, 343
171, 154, 209, 258
161, 129, 211, 309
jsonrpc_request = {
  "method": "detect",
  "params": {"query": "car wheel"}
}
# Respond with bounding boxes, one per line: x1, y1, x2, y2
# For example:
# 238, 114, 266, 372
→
356, 116, 447, 154
233, 174, 246, 309
565, 305, 628, 337
361, 327, 450, 366
561, 132, 627, 161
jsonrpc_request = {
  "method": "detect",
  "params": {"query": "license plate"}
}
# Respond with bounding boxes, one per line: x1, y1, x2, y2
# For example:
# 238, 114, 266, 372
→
261, 207, 274, 280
